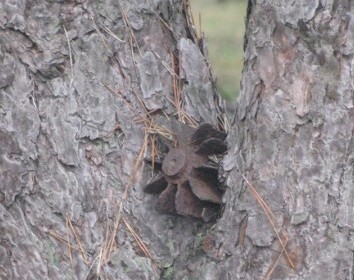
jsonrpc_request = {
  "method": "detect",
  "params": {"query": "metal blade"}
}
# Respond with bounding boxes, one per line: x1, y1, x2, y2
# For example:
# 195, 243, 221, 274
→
191, 123, 227, 145
144, 157, 163, 170
143, 175, 168, 194
201, 204, 220, 222
188, 176, 222, 204
156, 184, 177, 214
175, 183, 203, 218
196, 138, 227, 155
171, 119, 195, 146
194, 164, 219, 182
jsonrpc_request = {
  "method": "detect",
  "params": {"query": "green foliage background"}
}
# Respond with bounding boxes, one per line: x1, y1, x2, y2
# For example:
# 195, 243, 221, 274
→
191, 0, 247, 101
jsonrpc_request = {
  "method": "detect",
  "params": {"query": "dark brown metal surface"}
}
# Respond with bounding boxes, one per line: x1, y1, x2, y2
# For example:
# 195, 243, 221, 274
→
143, 120, 227, 221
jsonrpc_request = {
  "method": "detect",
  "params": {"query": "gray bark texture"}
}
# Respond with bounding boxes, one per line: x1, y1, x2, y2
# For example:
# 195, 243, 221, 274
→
219, 0, 354, 279
0, 0, 225, 279
1, 0, 353, 280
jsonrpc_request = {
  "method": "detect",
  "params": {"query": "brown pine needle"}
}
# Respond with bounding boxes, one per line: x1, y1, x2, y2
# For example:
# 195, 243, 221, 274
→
100, 133, 149, 267
171, 51, 180, 111
132, 88, 148, 115
187, 0, 195, 27
123, 217, 155, 260
100, 24, 126, 43
165, 96, 197, 127
242, 175, 295, 271
67, 214, 89, 265
117, 0, 141, 56
243, 175, 277, 221
91, 16, 113, 56
264, 235, 289, 280
169, 48, 188, 122
157, 16, 178, 38
150, 135, 156, 175
123, 217, 158, 274
63, 26, 73, 87
152, 51, 179, 78
100, 81, 136, 112
49, 231, 82, 252
105, 123, 121, 138
97, 246, 104, 275
66, 214, 74, 275
145, 125, 171, 139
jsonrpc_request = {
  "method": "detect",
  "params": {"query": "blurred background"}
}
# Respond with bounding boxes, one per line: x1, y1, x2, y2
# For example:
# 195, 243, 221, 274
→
191, 0, 247, 102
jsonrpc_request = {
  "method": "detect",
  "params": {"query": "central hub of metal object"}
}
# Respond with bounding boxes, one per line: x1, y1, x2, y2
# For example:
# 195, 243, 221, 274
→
162, 149, 186, 177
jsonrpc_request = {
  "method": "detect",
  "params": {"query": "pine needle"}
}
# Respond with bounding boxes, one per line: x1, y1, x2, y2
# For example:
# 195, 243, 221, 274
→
242, 175, 295, 274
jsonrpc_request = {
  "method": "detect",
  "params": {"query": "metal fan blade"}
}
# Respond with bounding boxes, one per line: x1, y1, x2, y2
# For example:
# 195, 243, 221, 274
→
188, 176, 222, 204
171, 119, 195, 146
144, 157, 163, 170
143, 175, 168, 194
196, 138, 227, 155
197, 161, 219, 169
144, 120, 227, 221
157, 134, 173, 150
201, 204, 220, 222
175, 183, 203, 218
156, 184, 177, 214
194, 164, 219, 182
191, 123, 227, 145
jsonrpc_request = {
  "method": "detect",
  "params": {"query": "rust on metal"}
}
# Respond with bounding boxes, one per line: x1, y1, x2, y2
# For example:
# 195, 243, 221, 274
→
143, 120, 227, 222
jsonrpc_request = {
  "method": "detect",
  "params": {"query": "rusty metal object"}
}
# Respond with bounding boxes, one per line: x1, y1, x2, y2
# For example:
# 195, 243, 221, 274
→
143, 120, 227, 221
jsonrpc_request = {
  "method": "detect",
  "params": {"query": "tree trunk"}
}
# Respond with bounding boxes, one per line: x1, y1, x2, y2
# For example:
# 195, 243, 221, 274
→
207, 0, 354, 279
1, 0, 352, 279
0, 0, 225, 279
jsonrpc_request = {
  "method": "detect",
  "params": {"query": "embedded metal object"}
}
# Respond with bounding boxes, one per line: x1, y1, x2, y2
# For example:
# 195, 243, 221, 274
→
143, 120, 227, 221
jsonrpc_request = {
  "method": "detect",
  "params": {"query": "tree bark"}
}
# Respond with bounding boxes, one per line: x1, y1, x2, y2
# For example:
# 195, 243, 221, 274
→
1, 0, 353, 279
0, 0, 225, 279
207, 0, 354, 279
